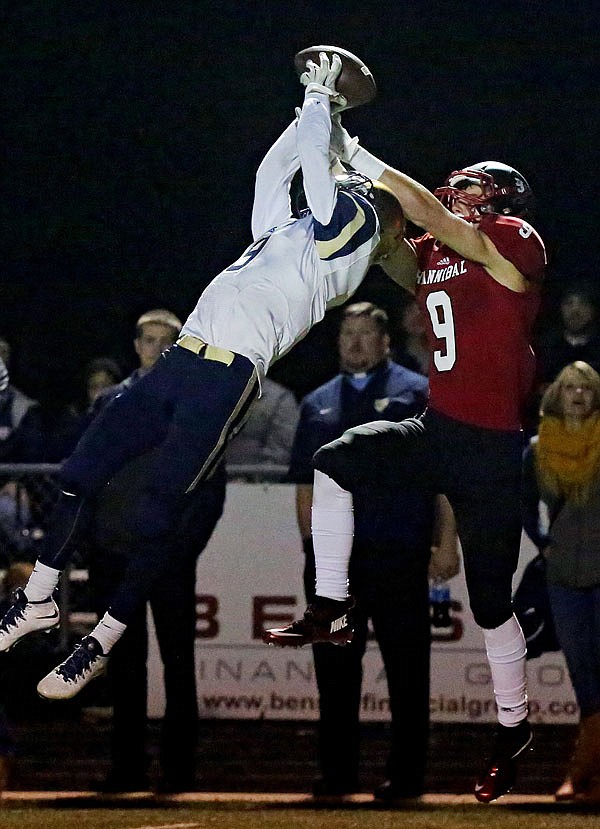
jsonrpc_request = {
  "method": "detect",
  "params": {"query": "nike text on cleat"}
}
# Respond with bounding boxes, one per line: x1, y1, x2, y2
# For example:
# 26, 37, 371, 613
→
474, 720, 533, 803
37, 635, 108, 700
0, 588, 60, 652
262, 596, 355, 648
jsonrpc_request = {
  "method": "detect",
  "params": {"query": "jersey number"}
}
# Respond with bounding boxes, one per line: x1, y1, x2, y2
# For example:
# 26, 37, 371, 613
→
226, 234, 270, 271
426, 290, 456, 372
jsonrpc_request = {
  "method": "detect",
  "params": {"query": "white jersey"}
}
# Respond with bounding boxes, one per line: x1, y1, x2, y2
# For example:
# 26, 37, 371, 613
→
181, 92, 380, 377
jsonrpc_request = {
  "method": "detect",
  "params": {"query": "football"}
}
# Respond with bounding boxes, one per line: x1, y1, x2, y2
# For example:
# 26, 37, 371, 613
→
294, 45, 376, 110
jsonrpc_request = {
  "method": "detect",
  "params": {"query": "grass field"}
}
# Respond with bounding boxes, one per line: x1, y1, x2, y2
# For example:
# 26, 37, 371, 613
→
2, 800, 600, 829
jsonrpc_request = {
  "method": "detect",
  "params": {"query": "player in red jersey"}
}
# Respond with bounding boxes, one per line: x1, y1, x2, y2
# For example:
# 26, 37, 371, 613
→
264, 109, 546, 803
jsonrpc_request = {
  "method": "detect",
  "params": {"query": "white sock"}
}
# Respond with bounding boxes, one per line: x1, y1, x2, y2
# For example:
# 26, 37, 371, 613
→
25, 562, 61, 602
483, 614, 528, 726
311, 470, 354, 601
90, 612, 127, 655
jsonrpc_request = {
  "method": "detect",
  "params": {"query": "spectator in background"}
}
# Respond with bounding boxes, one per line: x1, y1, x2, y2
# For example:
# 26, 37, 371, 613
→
536, 284, 600, 387
288, 302, 458, 800
0, 338, 45, 462
226, 376, 299, 469
85, 308, 226, 793
0, 350, 45, 562
393, 296, 430, 376
0, 481, 36, 564
47, 357, 123, 461
522, 360, 600, 802
84, 358, 125, 407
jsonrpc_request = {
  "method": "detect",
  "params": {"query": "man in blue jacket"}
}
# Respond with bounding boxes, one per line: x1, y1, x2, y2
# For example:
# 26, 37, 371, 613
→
288, 301, 458, 800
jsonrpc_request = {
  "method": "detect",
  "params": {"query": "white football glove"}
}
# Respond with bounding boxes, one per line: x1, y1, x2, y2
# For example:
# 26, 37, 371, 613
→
300, 52, 348, 110
330, 113, 359, 164
330, 114, 386, 181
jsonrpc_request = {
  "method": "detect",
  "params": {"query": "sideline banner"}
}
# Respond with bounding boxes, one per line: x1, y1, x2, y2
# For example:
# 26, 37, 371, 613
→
147, 483, 577, 724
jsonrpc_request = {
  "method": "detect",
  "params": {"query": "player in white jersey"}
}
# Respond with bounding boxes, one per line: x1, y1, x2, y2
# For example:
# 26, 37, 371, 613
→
0, 53, 407, 701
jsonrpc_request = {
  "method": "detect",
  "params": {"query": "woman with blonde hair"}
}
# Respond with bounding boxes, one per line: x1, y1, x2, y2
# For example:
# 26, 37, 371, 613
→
522, 360, 600, 801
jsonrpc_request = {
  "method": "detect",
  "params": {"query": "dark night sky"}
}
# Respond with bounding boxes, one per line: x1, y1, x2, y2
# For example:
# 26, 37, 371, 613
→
2, 1, 599, 408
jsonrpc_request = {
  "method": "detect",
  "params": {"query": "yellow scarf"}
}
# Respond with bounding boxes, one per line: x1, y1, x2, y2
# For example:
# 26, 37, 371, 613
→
536, 413, 600, 504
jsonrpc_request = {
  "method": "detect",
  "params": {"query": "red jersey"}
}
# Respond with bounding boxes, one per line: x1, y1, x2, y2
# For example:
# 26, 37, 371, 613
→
413, 213, 546, 431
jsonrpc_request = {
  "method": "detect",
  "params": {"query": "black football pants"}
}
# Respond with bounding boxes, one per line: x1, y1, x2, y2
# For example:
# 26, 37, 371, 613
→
314, 409, 524, 630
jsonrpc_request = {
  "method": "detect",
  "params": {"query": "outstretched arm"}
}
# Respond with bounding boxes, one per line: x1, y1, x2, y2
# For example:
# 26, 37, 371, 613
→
296, 52, 346, 225
252, 52, 345, 237
251, 119, 300, 240
332, 119, 529, 291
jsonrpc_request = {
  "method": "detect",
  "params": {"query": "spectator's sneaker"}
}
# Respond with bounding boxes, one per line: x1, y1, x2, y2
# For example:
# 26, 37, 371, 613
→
37, 635, 108, 700
0, 588, 59, 652
262, 596, 355, 647
474, 720, 533, 803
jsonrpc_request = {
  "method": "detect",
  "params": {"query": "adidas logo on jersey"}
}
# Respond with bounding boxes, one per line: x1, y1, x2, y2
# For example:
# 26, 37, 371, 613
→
330, 614, 348, 634
437, 256, 450, 265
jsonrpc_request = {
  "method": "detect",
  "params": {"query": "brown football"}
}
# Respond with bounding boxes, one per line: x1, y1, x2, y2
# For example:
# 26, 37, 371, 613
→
294, 45, 376, 110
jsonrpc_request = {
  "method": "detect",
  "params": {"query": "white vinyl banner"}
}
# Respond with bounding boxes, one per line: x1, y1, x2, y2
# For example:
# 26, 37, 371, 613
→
147, 482, 578, 724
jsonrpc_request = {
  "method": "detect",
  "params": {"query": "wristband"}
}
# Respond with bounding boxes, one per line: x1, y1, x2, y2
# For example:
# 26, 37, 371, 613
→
349, 145, 387, 181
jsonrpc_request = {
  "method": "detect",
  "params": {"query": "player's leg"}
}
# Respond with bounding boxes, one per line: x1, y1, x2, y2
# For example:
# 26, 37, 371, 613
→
0, 375, 174, 654
263, 416, 429, 647
37, 352, 257, 699
448, 431, 531, 803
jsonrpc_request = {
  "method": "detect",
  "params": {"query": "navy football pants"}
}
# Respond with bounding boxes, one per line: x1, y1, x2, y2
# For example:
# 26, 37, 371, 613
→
38, 345, 257, 622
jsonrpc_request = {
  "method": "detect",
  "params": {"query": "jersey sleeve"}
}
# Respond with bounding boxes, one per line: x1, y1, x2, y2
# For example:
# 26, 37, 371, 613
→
480, 214, 546, 283
312, 191, 378, 264
251, 119, 300, 240
296, 92, 337, 225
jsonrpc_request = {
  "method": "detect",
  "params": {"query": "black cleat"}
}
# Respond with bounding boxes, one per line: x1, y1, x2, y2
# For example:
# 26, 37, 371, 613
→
474, 720, 533, 803
262, 596, 355, 647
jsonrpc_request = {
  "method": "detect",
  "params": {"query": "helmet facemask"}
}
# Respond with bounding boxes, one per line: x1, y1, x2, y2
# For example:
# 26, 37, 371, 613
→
434, 169, 497, 222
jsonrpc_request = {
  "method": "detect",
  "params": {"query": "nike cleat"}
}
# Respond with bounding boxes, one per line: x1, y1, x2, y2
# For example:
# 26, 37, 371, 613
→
0, 588, 60, 652
262, 596, 355, 647
474, 719, 533, 803
37, 635, 108, 700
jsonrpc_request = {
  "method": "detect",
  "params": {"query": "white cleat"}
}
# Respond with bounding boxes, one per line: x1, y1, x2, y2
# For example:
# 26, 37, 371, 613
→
37, 635, 108, 700
0, 588, 60, 652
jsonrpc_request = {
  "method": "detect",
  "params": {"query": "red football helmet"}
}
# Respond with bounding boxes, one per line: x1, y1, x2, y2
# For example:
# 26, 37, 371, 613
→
434, 161, 534, 220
